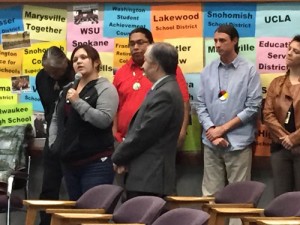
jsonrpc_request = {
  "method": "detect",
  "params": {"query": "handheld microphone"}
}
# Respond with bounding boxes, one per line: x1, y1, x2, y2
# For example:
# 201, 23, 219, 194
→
66, 73, 82, 103
72, 72, 82, 89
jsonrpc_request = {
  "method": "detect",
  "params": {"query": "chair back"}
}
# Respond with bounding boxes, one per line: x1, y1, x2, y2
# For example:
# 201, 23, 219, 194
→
264, 191, 300, 217
0, 195, 23, 212
112, 196, 166, 225
0, 124, 33, 225
215, 181, 266, 207
75, 184, 123, 213
152, 208, 210, 225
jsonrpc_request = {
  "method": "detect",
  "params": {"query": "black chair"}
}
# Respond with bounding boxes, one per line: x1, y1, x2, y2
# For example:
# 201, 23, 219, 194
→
49, 195, 166, 225
241, 191, 300, 225
0, 124, 33, 225
112, 196, 166, 225
165, 181, 266, 211
206, 191, 300, 225
152, 208, 210, 225
213, 180, 266, 207
23, 184, 124, 225
264, 191, 300, 217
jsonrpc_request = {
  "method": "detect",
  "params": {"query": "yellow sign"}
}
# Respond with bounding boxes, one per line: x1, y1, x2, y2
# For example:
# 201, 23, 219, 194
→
22, 41, 66, 76
260, 73, 283, 98
0, 78, 18, 105
100, 52, 114, 83
164, 37, 204, 73
151, 3, 202, 39
0, 103, 33, 126
0, 46, 22, 78
113, 37, 130, 69
23, 5, 67, 41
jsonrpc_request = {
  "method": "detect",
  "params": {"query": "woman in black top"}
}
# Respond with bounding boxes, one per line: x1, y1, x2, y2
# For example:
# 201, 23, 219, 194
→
49, 45, 118, 200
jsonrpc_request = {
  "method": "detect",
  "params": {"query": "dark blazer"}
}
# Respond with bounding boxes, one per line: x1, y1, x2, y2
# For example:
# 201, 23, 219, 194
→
112, 75, 184, 195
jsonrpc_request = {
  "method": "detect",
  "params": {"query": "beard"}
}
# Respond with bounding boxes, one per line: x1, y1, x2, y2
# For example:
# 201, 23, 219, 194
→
132, 53, 144, 66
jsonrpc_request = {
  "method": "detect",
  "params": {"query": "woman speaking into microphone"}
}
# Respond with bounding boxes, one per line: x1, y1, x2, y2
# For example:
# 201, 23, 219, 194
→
49, 44, 119, 200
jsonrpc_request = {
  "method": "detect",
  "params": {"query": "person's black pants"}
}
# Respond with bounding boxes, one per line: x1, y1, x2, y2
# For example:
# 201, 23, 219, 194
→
271, 148, 300, 197
39, 148, 63, 225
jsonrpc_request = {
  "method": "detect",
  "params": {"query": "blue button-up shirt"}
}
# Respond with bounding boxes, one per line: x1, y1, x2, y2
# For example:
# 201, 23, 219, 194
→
196, 55, 262, 151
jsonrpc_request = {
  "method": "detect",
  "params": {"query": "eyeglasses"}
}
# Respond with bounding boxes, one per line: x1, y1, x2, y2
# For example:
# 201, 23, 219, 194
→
128, 40, 149, 47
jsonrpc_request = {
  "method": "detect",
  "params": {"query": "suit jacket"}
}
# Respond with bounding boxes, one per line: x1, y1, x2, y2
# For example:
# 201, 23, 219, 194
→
112, 75, 184, 195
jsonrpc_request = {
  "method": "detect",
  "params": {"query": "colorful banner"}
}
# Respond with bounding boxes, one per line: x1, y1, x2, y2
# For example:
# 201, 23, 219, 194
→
0, 46, 22, 78
0, 103, 33, 127
0, 78, 18, 105
164, 37, 203, 73
0, 2, 298, 155
256, 2, 300, 37
151, 3, 202, 39
22, 41, 66, 76
67, 4, 114, 53
19, 76, 43, 112
253, 121, 272, 157
0, 6, 23, 43
23, 5, 67, 41
203, 2, 256, 37
183, 109, 202, 152
100, 52, 114, 82
205, 37, 257, 65
256, 37, 290, 74
103, 3, 151, 37
260, 73, 282, 98
113, 37, 130, 69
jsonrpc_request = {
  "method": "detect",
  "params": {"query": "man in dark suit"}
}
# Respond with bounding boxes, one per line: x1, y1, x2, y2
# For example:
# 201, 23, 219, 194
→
112, 42, 184, 200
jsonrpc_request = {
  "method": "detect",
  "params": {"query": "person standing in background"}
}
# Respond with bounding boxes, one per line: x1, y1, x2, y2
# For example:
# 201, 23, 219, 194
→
196, 24, 262, 196
263, 35, 300, 197
36, 46, 75, 225
49, 45, 118, 200
112, 42, 184, 200
113, 27, 190, 150
34, 113, 46, 138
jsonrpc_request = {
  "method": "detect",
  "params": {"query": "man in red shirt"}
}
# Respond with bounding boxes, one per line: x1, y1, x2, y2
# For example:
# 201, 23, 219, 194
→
113, 28, 190, 150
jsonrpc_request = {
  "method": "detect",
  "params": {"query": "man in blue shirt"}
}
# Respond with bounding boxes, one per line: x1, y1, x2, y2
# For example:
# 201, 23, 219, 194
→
196, 24, 262, 196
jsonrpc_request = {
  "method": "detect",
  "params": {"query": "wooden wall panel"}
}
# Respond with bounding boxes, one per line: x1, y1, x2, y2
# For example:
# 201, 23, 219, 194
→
2, 0, 300, 3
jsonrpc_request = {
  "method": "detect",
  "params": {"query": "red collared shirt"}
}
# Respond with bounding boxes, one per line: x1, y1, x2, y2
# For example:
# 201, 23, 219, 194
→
113, 58, 189, 142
